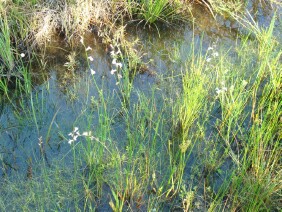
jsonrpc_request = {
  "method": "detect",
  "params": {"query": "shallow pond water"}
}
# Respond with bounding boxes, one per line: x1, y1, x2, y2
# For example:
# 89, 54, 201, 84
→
0, 2, 281, 210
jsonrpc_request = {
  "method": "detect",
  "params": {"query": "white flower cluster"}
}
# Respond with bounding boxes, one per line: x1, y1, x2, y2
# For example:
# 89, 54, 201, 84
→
206, 44, 219, 62
68, 127, 95, 145
88, 56, 94, 61
90, 69, 96, 75
110, 45, 123, 78
79, 36, 96, 76
86, 48, 95, 75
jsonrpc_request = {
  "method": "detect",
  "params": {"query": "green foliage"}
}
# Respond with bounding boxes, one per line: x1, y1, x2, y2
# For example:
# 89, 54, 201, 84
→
0, 17, 15, 74
126, 0, 183, 24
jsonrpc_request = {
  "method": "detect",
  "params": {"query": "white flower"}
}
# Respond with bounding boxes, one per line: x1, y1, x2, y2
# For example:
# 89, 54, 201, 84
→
112, 58, 117, 65
86, 46, 92, 51
68, 132, 74, 137
110, 51, 115, 56
117, 74, 122, 79
116, 49, 121, 55
67, 128, 94, 145
68, 139, 74, 145
212, 52, 219, 57
73, 135, 79, 141
222, 87, 227, 91
116, 63, 123, 69
80, 37, 84, 44
207, 47, 213, 51
82, 131, 92, 136
88, 56, 94, 61
90, 69, 96, 75
20, 53, 25, 58
111, 69, 117, 75
38, 136, 43, 147
206, 57, 212, 62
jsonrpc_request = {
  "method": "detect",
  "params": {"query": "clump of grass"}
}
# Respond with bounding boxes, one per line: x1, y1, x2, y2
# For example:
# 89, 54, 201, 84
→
206, 16, 282, 211
166, 51, 210, 197
123, 0, 189, 25
0, 16, 31, 95
0, 17, 15, 76
226, 17, 281, 211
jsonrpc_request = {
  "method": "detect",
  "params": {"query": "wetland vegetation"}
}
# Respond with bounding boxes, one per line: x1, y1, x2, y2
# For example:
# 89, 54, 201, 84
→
0, 0, 281, 211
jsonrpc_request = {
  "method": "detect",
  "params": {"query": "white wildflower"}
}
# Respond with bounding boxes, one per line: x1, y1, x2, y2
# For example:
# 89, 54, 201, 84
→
86, 46, 92, 51
112, 58, 117, 65
207, 47, 213, 51
68, 139, 74, 145
73, 135, 79, 141
90, 69, 96, 75
116, 49, 122, 55
117, 74, 122, 79
110, 51, 115, 56
67, 127, 95, 145
82, 131, 92, 136
116, 62, 123, 69
68, 132, 74, 137
80, 37, 84, 44
212, 52, 219, 57
38, 136, 43, 147
206, 57, 212, 62
111, 69, 117, 75
88, 56, 94, 61
20, 53, 25, 58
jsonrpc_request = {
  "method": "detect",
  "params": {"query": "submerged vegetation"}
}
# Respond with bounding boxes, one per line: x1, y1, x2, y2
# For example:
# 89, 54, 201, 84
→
0, 0, 281, 211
